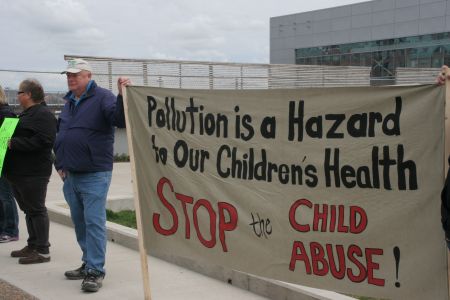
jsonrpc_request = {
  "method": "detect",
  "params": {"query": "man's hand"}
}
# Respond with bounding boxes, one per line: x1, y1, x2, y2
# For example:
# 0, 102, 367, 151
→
57, 169, 66, 181
118, 77, 132, 95
436, 65, 450, 85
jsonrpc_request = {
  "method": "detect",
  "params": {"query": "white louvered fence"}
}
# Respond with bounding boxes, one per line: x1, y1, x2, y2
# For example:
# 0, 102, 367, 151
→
65, 55, 440, 92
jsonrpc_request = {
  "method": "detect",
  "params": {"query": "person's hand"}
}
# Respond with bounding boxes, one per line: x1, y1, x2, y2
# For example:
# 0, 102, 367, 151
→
118, 77, 132, 95
436, 65, 450, 85
57, 169, 66, 181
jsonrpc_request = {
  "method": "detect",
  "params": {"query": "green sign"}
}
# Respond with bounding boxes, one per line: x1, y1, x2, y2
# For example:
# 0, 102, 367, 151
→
0, 118, 19, 176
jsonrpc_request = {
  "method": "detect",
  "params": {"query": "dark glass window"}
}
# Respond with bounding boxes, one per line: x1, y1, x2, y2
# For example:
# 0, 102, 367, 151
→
394, 49, 405, 68
297, 58, 306, 65
331, 55, 340, 66
443, 45, 450, 66
351, 53, 361, 66
360, 52, 372, 67
341, 54, 351, 66
371, 51, 394, 77
405, 48, 418, 67
305, 57, 313, 65
294, 32, 450, 79
309, 57, 319, 65
322, 56, 331, 65
371, 52, 383, 77
381, 39, 395, 46
431, 46, 443, 68
417, 47, 431, 68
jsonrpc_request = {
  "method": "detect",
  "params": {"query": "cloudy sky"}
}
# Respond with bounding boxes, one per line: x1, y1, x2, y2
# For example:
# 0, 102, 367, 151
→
0, 0, 366, 91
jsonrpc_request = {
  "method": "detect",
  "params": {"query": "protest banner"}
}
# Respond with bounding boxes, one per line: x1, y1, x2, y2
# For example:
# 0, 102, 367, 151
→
0, 118, 19, 175
125, 84, 448, 300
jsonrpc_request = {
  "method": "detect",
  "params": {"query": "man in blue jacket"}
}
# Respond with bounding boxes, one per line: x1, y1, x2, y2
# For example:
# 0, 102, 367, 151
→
55, 58, 130, 292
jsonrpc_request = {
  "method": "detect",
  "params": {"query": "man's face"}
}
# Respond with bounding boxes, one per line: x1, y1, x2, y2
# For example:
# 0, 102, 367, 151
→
66, 71, 91, 96
17, 88, 30, 108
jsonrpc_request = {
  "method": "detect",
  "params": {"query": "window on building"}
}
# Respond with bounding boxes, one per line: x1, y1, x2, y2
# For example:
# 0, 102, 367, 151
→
350, 53, 360, 66
331, 55, 340, 66
322, 56, 331, 65
310, 57, 321, 65
360, 52, 372, 67
394, 49, 405, 68
431, 46, 444, 68
371, 51, 394, 77
444, 45, 450, 66
294, 32, 450, 78
341, 54, 351, 66
417, 47, 431, 68
405, 48, 418, 68
296, 58, 306, 65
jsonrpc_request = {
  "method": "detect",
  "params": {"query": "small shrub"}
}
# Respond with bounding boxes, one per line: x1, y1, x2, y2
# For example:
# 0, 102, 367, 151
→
114, 153, 130, 162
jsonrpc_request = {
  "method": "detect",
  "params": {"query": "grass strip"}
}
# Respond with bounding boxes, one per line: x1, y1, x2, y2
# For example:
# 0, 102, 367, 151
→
106, 209, 137, 229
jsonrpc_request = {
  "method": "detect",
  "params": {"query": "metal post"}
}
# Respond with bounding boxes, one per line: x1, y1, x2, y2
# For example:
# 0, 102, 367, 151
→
268, 65, 272, 89
108, 61, 113, 91
209, 65, 213, 89
179, 63, 182, 88
143, 63, 148, 86
240, 66, 243, 89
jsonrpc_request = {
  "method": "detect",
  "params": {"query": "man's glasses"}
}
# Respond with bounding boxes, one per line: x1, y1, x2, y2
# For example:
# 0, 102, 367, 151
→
17, 91, 24, 95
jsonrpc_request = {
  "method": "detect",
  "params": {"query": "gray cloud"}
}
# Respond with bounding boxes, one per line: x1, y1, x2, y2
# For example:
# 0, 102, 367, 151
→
2, 0, 106, 54
0, 0, 366, 90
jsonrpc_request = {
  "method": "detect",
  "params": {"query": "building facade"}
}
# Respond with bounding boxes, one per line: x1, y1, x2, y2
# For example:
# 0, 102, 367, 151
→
270, 0, 450, 82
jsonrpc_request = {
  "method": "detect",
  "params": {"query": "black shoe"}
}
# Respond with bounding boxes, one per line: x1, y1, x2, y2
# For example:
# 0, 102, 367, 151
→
18, 250, 50, 264
81, 270, 105, 292
11, 246, 35, 258
65, 263, 86, 280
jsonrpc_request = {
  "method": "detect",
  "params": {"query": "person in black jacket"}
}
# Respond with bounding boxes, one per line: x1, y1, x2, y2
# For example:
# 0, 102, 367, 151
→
4, 79, 57, 264
437, 65, 450, 250
0, 84, 18, 243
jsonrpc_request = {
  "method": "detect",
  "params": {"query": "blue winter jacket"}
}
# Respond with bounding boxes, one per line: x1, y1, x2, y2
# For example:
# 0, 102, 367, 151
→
54, 81, 125, 172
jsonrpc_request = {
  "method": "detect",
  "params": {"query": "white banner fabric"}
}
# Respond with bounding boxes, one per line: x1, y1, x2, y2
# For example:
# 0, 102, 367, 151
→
126, 85, 448, 300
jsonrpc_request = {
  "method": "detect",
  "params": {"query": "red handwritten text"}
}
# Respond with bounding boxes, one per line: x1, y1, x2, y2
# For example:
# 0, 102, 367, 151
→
153, 177, 238, 252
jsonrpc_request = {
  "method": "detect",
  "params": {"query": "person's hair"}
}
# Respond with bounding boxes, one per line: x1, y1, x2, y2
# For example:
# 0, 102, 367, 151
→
19, 79, 44, 103
0, 84, 6, 105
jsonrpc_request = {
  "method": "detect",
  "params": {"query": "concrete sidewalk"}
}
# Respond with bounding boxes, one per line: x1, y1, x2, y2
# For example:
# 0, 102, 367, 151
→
0, 163, 354, 300
0, 216, 271, 300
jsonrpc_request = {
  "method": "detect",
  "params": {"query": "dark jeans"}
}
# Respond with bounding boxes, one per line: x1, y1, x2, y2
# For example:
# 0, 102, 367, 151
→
7, 175, 50, 254
0, 177, 18, 236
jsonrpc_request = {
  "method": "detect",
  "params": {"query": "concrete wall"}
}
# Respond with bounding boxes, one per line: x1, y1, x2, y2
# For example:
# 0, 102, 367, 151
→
270, 0, 450, 64
114, 128, 129, 155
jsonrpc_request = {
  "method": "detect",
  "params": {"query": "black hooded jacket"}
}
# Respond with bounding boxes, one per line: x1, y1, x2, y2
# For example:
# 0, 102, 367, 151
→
4, 102, 56, 177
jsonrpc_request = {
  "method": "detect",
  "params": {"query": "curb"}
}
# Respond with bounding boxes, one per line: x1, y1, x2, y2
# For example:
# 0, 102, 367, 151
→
47, 202, 354, 300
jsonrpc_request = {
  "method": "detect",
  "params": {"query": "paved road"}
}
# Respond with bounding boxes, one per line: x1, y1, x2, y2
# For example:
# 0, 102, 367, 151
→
0, 278, 38, 300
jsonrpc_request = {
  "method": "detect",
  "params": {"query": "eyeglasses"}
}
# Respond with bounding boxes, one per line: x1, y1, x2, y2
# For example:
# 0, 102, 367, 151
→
17, 91, 24, 95
66, 73, 82, 78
